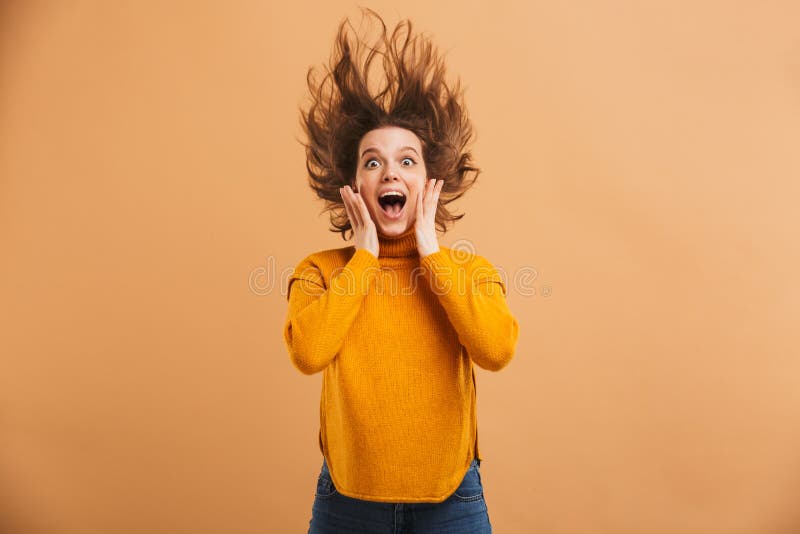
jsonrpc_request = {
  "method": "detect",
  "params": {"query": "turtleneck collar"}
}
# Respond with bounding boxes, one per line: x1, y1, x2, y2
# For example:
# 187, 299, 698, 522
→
377, 226, 419, 258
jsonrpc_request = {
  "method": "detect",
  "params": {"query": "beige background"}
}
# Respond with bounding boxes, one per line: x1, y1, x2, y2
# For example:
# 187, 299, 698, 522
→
1, 1, 799, 533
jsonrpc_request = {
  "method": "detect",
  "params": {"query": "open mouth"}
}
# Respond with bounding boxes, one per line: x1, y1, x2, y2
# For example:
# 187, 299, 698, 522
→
377, 191, 407, 219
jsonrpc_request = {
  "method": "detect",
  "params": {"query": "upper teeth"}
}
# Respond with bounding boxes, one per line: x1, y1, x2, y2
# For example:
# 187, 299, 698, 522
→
380, 191, 405, 198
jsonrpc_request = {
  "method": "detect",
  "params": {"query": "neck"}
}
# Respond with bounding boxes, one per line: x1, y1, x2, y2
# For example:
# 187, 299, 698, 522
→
377, 226, 418, 258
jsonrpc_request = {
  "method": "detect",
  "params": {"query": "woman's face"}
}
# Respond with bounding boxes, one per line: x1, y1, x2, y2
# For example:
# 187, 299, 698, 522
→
354, 126, 427, 237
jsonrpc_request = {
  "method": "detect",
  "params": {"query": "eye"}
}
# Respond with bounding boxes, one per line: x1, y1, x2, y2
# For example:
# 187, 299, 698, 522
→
365, 158, 379, 169
401, 157, 415, 166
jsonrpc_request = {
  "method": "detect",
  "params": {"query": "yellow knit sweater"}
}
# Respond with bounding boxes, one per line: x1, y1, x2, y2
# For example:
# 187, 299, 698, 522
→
283, 226, 519, 503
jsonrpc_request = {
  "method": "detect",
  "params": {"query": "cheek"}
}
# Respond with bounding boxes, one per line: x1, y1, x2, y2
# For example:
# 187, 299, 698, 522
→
358, 187, 375, 207
354, 171, 368, 191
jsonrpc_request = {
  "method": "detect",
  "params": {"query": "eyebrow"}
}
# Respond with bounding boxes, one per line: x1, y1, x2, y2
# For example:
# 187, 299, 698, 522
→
360, 146, 420, 159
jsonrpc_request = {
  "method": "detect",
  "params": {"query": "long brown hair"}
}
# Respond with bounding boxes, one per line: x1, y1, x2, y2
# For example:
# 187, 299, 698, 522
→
298, 7, 480, 240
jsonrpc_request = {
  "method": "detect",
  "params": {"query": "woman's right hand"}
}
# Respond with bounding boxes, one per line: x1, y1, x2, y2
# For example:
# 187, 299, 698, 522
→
340, 185, 379, 258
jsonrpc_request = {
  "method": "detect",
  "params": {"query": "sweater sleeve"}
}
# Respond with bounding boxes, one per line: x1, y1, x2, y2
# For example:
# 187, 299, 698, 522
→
419, 249, 520, 372
283, 248, 381, 375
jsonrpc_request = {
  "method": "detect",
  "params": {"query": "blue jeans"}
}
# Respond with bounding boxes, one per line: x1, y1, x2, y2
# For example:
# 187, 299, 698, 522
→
307, 457, 492, 533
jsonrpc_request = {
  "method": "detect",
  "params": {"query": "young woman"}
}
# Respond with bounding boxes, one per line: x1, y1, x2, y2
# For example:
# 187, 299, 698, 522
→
283, 8, 520, 533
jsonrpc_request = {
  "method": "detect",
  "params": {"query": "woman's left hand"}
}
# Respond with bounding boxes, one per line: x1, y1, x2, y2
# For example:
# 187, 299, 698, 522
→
415, 178, 444, 258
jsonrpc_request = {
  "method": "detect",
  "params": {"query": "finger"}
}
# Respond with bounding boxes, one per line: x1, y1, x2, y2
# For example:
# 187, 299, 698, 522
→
340, 187, 352, 225
344, 186, 363, 227
424, 178, 436, 210
416, 188, 423, 222
433, 179, 444, 204
353, 191, 373, 227
341, 187, 360, 228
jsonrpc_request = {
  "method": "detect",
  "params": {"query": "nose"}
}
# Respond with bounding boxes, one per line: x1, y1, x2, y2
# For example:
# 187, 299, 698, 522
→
381, 161, 400, 183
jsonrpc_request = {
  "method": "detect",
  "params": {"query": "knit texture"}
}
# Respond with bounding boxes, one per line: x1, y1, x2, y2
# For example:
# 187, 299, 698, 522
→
283, 226, 519, 503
